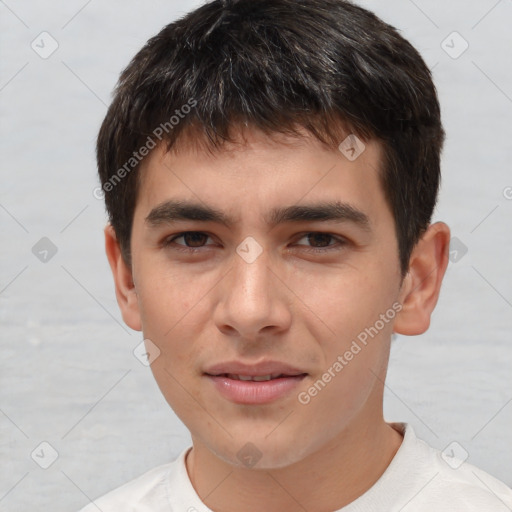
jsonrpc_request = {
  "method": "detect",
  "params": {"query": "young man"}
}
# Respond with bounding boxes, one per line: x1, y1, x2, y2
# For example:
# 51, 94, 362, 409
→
81, 0, 512, 510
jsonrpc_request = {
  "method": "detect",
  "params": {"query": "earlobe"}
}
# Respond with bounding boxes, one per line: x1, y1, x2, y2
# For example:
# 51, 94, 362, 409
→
104, 224, 142, 332
393, 222, 450, 336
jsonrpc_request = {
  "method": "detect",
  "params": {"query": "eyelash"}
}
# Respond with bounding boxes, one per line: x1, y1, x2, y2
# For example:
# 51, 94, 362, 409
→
162, 231, 347, 254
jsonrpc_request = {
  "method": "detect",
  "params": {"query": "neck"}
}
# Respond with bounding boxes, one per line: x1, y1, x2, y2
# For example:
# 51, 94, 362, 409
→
185, 417, 403, 512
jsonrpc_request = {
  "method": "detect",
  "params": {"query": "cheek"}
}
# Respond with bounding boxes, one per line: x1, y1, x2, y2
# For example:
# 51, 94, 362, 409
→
135, 264, 226, 392
289, 264, 386, 336
136, 261, 210, 331
295, 323, 393, 438
293, 266, 396, 382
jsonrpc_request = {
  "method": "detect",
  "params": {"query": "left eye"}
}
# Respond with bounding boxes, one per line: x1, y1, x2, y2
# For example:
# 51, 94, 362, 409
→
162, 231, 346, 253
293, 232, 346, 253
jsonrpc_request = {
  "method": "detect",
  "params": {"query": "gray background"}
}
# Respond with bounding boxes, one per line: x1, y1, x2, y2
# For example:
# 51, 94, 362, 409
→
1, 0, 511, 510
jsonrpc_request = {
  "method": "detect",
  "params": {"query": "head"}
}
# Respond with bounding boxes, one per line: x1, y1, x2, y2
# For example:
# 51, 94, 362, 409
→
100, 0, 450, 469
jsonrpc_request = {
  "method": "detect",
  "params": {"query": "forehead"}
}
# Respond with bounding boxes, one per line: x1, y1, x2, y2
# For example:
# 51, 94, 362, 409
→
134, 126, 389, 231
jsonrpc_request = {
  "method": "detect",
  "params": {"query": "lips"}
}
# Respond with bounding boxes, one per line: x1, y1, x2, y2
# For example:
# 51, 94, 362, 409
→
204, 361, 307, 379
217, 373, 291, 381
204, 361, 308, 404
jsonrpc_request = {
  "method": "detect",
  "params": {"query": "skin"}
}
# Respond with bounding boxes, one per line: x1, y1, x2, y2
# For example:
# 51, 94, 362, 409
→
105, 126, 450, 512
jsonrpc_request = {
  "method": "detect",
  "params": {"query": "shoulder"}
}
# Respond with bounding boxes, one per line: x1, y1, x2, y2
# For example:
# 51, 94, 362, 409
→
401, 425, 512, 511
77, 458, 180, 512
427, 457, 512, 510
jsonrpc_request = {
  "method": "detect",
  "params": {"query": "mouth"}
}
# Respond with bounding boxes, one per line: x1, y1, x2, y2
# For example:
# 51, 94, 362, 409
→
205, 372, 307, 381
204, 369, 308, 404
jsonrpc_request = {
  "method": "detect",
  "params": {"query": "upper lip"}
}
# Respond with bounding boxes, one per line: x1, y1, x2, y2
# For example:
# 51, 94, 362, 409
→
204, 361, 307, 377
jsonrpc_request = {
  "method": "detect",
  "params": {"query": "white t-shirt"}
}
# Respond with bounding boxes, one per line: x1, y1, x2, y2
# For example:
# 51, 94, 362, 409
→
78, 422, 512, 511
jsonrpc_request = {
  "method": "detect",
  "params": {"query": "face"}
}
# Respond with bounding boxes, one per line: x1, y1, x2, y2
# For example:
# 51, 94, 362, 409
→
122, 127, 407, 469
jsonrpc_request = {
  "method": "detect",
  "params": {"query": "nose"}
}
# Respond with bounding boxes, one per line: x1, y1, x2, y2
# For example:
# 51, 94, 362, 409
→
213, 244, 292, 342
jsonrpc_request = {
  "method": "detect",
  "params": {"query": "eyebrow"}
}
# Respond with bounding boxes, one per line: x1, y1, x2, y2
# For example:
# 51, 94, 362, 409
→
145, 199, 371, 232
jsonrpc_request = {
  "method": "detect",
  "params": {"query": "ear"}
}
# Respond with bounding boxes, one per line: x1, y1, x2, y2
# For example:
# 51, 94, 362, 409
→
104, 223, 142, 332
393, 222, 450, 335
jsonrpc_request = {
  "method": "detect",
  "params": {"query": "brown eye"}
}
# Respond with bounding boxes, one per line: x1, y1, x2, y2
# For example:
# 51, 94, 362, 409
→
304, 233, 334, 248
294, 232, 347, 253
176, 232, 209, 247
163, 231, 213, 252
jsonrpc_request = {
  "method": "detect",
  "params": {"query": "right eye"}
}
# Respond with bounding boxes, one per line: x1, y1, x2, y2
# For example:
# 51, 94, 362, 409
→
162, 231, 215, 253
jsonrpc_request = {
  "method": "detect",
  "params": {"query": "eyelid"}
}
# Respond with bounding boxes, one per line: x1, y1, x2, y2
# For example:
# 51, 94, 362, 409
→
163, 230, 348, 253
163, 231, 215, 245
292, 232, 348, 253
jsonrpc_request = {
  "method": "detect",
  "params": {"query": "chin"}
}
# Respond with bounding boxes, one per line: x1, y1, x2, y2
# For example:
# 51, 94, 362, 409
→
207, 432, 314, 471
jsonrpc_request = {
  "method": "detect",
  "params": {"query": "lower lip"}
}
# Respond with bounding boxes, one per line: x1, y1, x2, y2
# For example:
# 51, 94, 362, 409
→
206, 374, 307, 404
